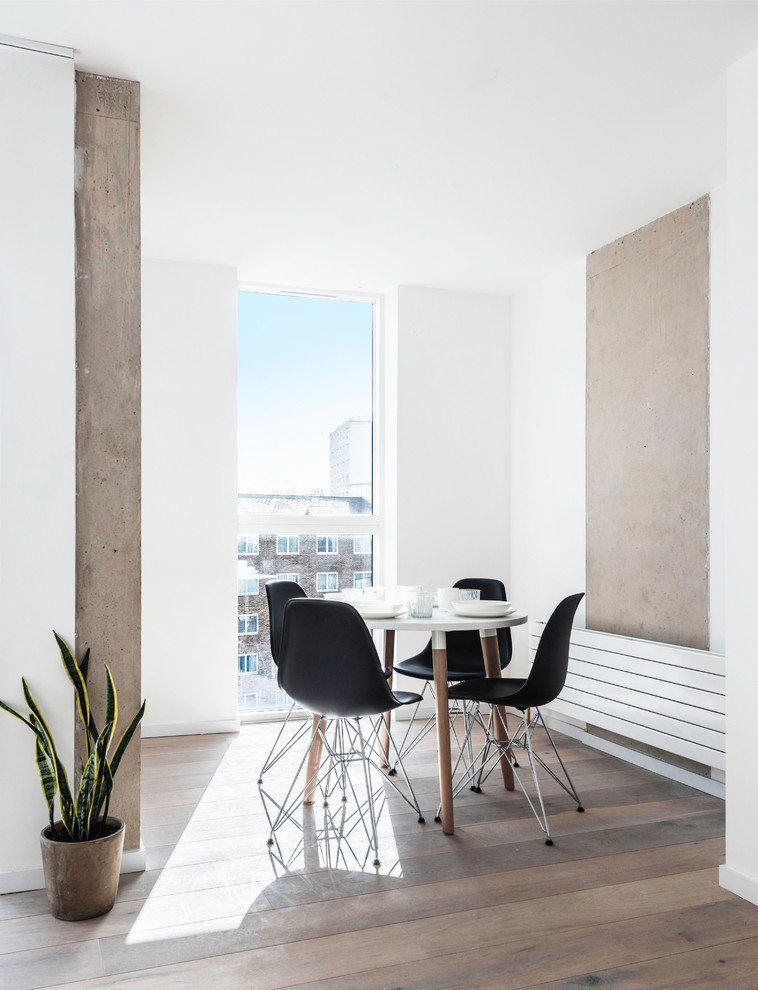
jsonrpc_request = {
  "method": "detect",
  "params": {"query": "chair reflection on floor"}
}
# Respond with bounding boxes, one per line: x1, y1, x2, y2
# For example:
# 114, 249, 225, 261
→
259, 598, 426, 868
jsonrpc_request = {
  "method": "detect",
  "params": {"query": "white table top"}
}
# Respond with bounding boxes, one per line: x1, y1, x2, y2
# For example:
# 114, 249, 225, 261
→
361, 607, 527, 633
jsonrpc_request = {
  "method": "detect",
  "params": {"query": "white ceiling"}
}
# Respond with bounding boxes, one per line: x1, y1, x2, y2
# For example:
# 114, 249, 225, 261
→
3, 0, 758, 294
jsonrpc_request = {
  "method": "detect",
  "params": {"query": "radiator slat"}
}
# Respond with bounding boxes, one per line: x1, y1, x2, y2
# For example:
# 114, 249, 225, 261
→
569, 644, 724, 694
567, 662, 725, 716
530, 624, 725, 771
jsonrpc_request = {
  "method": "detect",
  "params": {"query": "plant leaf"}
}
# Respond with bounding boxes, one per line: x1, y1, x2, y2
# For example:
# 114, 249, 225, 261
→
34, 735, 57, 831
91, 723, 115, 828
103, 664, 118, 755
22, 679, 75, 836
0, 697, 47, 739
54, 632, 92, 760
108, 700, 146, 778
74, 747, 99, 840
79, 647, 91, 684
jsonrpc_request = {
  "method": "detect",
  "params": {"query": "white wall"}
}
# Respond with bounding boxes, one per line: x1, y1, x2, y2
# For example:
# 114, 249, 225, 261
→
709, 184, 727, 655
396, 286, 510, 583
719, 47, 758, 906
0, 42, 76, 890
393, 286, 510, 661
141, 259, 240, 736
509, 260, 587, 675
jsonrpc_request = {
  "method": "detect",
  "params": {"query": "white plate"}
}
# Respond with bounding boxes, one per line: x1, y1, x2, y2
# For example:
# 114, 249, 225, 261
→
449, 601, 516, 618
352, 601, 408, 618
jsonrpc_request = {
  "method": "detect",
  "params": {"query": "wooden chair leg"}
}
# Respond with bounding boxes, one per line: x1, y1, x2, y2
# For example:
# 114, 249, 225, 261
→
480, 631, 514, 791
379, 629, 395, 767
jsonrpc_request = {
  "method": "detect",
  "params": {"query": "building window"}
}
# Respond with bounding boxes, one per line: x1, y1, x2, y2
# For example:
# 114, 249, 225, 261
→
353, 535, 372, 554
237, 290, 377, 716
316, 572, 339, 592
238, 534, 259, 555
238, 614, 258, 635
237, 577, 259, 595
238, 653, 258, 673
238, 693, 258, 711
354, 571, 373, 588
277, 535, 299, 554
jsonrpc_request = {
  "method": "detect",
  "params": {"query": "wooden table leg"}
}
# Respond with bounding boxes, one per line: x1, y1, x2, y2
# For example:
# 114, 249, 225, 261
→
379, 629, 395, 767
480, 630, 515, 791
303, 713, 325, 805
432, 630, 454, 834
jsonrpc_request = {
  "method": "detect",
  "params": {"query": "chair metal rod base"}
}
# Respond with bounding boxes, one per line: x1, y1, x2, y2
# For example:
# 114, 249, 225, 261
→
260, 712, 426, 867
448, 703, 584, 844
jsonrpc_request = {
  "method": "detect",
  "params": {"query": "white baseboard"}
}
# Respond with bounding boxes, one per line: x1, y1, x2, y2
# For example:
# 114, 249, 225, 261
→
142, 718, 241, 738
0, 867, 45, 895
121, 845, 147, 874
0, 844, 146, 895
545, 712, 725, 799
720, 865, 758, 906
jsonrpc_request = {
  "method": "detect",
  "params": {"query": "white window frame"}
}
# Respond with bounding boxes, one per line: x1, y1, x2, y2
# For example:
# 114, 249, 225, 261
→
277, 534, 300, 554
237, 613, 259, 635
316, 571, 339, 592
275, 573, 300, 584
238, 534, 259, 555
238, 653, 258, 673
353, 535, 372, 554
238, 693, 258, 711
354, 571, 373, 588
317, 535, 338, 554
237, 284, 383, 725
237, 577, 259, 595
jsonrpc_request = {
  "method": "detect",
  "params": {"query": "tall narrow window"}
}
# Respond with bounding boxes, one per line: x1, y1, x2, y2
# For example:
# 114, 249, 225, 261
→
237, 289, 377, 715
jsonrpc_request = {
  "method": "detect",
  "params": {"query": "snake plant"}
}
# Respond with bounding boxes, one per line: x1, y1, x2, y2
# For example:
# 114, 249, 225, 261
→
0, 632, 145, 842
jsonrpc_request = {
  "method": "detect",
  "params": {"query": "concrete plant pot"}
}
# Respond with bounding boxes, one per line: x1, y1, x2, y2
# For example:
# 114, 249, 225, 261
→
40, 817, 125, 921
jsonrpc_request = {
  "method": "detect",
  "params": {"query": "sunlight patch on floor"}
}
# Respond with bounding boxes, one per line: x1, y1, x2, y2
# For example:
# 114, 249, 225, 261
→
126, 728, 404, 943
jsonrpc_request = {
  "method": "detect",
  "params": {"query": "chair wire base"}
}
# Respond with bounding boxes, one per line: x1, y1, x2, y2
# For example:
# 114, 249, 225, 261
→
389, 683, 476, 772
257, 703, 314, 784
260, 712, 426, 868
447, 704, 584, 845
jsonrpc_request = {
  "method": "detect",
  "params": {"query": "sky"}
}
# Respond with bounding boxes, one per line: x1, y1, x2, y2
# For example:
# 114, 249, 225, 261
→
237, 290, 373, 495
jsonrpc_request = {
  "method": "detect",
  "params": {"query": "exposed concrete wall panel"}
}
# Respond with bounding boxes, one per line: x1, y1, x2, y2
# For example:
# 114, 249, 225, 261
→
75, 72, 141, 846
586, 197, 709, 650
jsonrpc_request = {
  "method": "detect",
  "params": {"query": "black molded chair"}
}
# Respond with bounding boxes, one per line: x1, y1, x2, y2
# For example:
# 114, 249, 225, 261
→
448, 593, 585, 845
261, 598, 426, 867
391, 578, 513, 766
257, 580, 309, 785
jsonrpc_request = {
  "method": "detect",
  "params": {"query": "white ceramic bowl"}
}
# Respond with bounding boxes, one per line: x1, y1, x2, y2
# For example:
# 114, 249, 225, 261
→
449, 600, 515, 618
351, 601, 407, 618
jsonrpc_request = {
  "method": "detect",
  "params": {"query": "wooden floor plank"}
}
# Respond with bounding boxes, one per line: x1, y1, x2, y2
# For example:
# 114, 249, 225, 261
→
0, 720, 750, 990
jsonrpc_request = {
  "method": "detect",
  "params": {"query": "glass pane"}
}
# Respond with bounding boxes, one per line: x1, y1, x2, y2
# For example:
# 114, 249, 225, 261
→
236, 532, 374, 713
238, 292, 373, 515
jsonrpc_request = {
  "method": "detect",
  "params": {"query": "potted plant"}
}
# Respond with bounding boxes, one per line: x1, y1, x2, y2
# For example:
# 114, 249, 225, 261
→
0, 632, 145, 921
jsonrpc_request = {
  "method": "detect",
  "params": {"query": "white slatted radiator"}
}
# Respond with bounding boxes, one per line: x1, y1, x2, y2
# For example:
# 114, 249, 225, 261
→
530, 623, 725, 782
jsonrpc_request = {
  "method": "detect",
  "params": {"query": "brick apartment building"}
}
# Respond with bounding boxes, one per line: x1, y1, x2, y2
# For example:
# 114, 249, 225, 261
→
237, 493, 373, 710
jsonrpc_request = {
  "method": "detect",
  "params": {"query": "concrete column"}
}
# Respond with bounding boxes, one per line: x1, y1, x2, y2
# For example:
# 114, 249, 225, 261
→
75, 72, 141, 848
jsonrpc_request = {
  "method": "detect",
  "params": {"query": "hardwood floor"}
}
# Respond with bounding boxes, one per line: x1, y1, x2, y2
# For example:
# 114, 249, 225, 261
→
1, 719, 754, 989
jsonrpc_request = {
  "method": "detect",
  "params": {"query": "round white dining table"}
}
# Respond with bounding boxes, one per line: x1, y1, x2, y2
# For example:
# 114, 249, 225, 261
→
362, 607, 528, 835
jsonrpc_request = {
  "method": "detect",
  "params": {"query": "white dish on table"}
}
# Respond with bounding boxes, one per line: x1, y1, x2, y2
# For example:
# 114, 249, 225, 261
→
351, 601, 408, 618
448, 600, 516, 618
